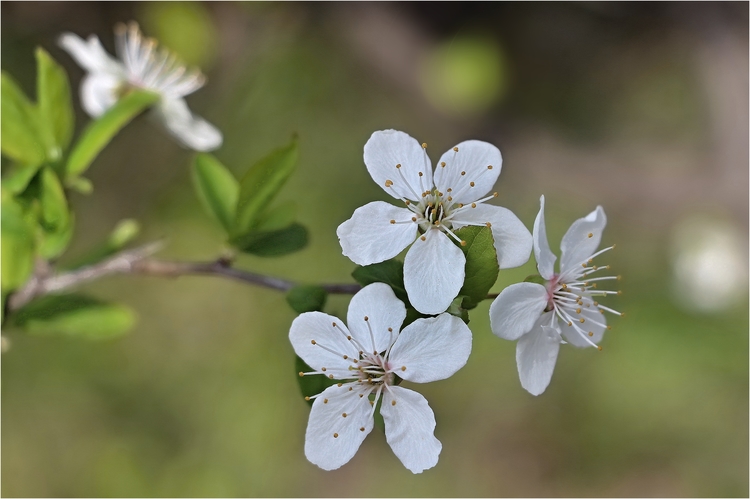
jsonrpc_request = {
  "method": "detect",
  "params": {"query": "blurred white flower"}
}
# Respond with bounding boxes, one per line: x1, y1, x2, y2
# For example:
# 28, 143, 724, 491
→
671, 215, 748, 312
489, 195, 621, 395
337, 129, 532, 315
289, 283, 472, 473
59, 21, 222, 151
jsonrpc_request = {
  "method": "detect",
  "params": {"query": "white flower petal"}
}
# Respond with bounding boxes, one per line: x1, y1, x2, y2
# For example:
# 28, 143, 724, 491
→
433, 140, 502, 205
560, 299, 607, 347
489, 282, 548, 341
451, 203, 532, 269
155, 98, 223, 151
58, 33, 123, 75
289, 312, 358, 374
533, 195, 557, 280
388, 313, 472, 383
403, 229, 465, 315
346, 283, 406, 354
559, 205, 607, 274
304, 383, 375, 471
381, 386, 441, 474
337, 201, 417, 266
363, 130, 433, 201
80, 73, 121, 117
516, 312, 561, 396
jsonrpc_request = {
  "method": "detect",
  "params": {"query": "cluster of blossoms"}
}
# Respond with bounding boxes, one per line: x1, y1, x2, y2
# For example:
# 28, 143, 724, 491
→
60, 25, 620, 474
292, 130, 621, 473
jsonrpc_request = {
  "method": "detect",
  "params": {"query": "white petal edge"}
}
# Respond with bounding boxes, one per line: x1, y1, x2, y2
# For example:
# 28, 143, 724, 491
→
433, 139, 502, 205
489, 282, 548, 341
289, 312, 357, 374
155, 98, 223, 151
516, 312, 561, 396
346, 283, 406, 354
304, 383, 375, 471
559, 205, 607, 274
403, 229, 465, 315
363, 129, 433, 201
58, 33, 124, 75
80, 73, 121, 117
451, 203, 532, 269
337, 201, 417, 266
388, 313, 472, 384
382, 386, 441, 474
533, 195, 557, 280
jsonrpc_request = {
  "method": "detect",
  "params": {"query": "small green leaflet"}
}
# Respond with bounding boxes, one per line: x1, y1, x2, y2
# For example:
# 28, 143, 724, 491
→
455, 225, 499, 309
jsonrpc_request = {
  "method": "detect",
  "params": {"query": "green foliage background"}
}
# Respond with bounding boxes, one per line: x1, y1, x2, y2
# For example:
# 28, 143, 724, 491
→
2, 2, 748, 496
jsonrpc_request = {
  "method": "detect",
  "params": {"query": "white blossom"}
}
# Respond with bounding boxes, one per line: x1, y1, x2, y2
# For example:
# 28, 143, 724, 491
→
337, 129, 532, 315
289, 283, 472, 473
58, 21, 222, 151
489, 195, 621, 395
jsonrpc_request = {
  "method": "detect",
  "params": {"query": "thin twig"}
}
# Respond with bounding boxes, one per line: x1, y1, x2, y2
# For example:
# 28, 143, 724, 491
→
6, 242, 362, 312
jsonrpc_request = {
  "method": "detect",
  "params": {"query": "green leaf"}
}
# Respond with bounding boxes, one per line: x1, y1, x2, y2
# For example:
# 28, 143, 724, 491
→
295, 355, 336, 406
191, 153, 239, 232
36, 47, 74, 159
66, 89, 159, 179
2, 164, 40, 194
1, 72, 45, 167
232, 223, 308, 257
524, 274, 546, 285
286, 285, 327, 314
234, 139, 298, 235
1, 192, 35, 293
12, 293, 136, 339
455, 225, 499, 310
255, 200, 296, 232
39, 167, 68, 230
351, 259, 410, 306
68, 176, 93, 195
38, 212, 74, 260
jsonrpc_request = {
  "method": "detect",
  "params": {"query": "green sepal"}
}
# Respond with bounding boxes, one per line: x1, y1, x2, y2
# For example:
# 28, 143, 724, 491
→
231, 223, 308, 257
191, 153, 239, 232
446, 295, 470, 324
286, 285, 327, 314
351, 259, 410, 306
1, 71, 45, 167
295, 355, 337, 406
66, 89, 159, 180
524, 274, 546, 285
233, 138, 298, 236
36, 47, 74, 160
1, 191, 36, 293
11, 293, 136, 339
454, 225, 499, 310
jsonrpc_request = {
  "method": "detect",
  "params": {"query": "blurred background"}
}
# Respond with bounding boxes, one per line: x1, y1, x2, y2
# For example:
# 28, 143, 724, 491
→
2, 2, 748, 496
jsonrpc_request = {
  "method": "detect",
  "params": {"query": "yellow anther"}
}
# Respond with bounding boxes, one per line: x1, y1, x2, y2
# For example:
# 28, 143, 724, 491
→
471, 203, 477, 208
418, 171, 424, 177
460, 240, 467, 246
324, 398, 328, 404
347, 335, 352, 340
441, 162, 446, 167
321, 367, 326, 371
311, 340, 316, 345
493, 192, 498, 197
401, 366, 406, 371
617, 290, 622, 295
411, 217, 417, 222
332, 322, 337, 327
579, 318, 585, 323
606, 265, 611, 270
390, 219, 396, 224
487, 165, 493, 169
396, 163, 401, 168
460, 171, 466, 176
391, 400, 397, 406
620, 312, 626, 317
422, 142, 428, 149
298, 372, 304, 377
612, 244, 617, 249
597, 346, 603, 351
470, 181, 475, 187
582, 263, 587, 268
447, 196, 453, 201
588, 259, 593, 264
486, 222, 492, 228
588, 331, 594, 337
607, 325, 612, 330
385, 179, 393, 187
364, 316, 369, 321
388, 327, 393, 332
359, 394, 363, 398
600, 309, 605, 314
333, 433, 339, 438
576, 308, 582, 314
343, 355, 348, 360
404, 200, 411, 206
593, 301, 598, 306
342, 413, 347, 418
458, 203, 464, 208
588, 232, 593, 238
447, 188, 452, 192
337, 382, 343, 387
360, 427, 365, 431
561, 283, 568, 289
453, 147, 459, 152
567, 321, 573, 326
420, 235, 426, 241
328, 374, 334, 379
304, 396, 310, 401
617, 275, 622, 280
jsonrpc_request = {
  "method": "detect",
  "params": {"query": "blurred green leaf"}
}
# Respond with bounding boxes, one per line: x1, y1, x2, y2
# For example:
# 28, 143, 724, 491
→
13, 293, 136, 339
286, 285, 327, 314
38, 212, 74, 260
66, 89, 159, 179
351, 259, 409, 306
234, 139, 298, 236
39, 167, 68, 230
36, 47, 74, 159
455, 225, 499, 309
192, 153, 239, 232
295, 355, 336, 406
232, 223, 308, 257
67, 176, 93, 195
255, 200, 296, 232
2, 164, 40, 194
1, 71, 45, 167
1, 192, 35, 293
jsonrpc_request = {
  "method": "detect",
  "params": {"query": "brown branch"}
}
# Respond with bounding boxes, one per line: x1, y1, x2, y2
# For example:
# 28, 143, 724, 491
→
6, 242, 362, 312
